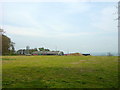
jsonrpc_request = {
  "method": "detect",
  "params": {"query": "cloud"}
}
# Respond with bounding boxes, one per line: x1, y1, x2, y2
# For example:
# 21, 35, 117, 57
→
4, 25, 42, 37
91, 5, 117, 33
5, 25, 95, 38
3, 2, 92, 27
61, 2, 91, 14
3, 2, 94, 38
3, 2, 117, 38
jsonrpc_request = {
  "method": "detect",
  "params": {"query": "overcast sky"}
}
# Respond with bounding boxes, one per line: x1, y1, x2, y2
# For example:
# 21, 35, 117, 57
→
0, 1, 118, 54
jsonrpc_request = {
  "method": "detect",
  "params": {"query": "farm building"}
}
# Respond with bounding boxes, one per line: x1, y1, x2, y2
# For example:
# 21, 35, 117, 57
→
16, 49, 27, 55
82, 54, 91, 56
32, 51, 64, 56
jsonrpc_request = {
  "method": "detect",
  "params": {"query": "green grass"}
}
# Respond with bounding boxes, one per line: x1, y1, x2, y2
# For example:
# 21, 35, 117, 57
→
2, 56, 118, 88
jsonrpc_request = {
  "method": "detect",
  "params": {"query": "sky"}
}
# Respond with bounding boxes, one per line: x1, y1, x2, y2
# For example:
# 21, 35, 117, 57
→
0, 1, 118, 54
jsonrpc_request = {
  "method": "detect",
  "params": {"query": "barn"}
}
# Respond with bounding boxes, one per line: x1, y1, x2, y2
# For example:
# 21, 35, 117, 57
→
32, 51, 64, 56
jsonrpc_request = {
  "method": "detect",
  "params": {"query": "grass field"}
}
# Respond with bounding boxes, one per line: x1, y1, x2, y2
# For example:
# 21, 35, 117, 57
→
2, 56, 118, 88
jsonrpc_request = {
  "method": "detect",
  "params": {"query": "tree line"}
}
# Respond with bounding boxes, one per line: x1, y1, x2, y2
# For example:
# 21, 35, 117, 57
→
17, 47, 51, 54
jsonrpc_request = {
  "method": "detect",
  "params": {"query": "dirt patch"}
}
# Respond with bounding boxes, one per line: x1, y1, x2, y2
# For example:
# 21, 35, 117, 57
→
71, 60, 87, 64
67, 53, 84, 56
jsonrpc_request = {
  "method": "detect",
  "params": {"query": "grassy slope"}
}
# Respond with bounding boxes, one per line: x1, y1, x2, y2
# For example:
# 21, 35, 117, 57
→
2, 56, 118, 88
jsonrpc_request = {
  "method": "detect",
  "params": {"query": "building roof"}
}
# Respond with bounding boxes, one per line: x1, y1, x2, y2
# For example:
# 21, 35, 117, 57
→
32, 51, 63, 54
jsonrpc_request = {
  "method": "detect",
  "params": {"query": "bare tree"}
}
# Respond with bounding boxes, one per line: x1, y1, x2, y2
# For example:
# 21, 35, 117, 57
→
107, 52, 113, 56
